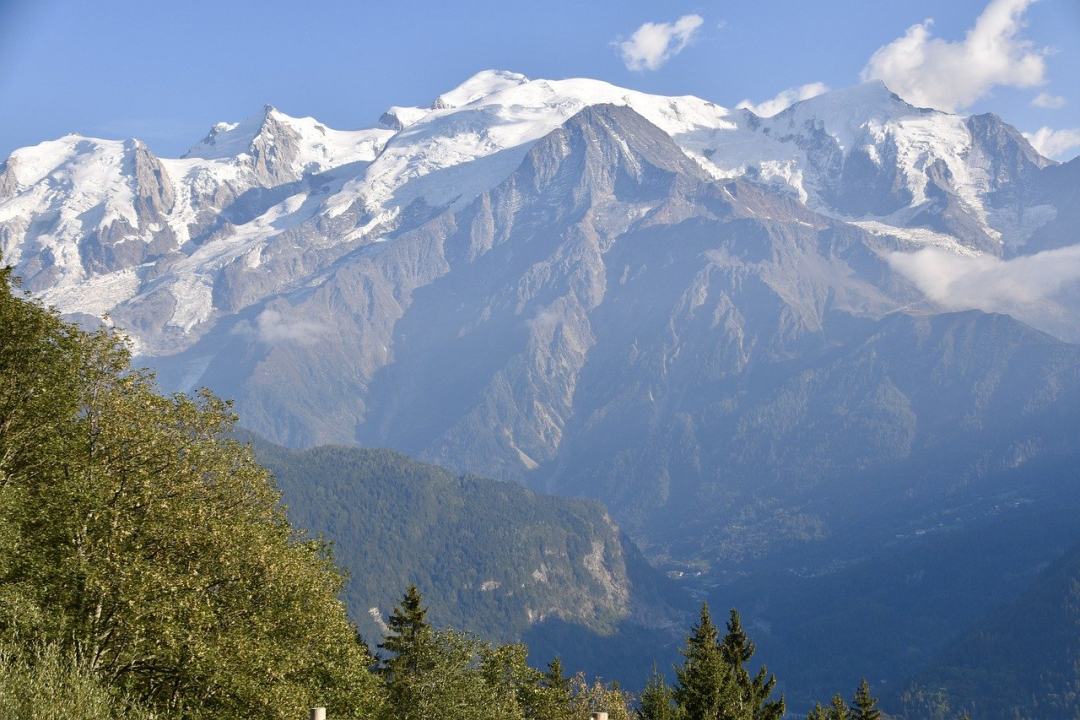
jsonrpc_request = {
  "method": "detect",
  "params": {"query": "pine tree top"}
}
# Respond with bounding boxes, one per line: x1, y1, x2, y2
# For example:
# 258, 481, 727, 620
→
685, 602, 719, 652
380, 584, 431, 655
722, 608, 755, 663
545, 657, 570, 692
852, 678, 881, 720
830, 693, 850, 720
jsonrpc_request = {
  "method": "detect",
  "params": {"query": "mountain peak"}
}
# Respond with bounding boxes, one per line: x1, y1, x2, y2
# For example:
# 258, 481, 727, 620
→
560, 103, 707, 177
782, 80, 919, 121
184, 107, 274, 159
431, 69, 529, 109
379, 105, 428, 131
511, 103, 709, 206
183, 106, 325, 160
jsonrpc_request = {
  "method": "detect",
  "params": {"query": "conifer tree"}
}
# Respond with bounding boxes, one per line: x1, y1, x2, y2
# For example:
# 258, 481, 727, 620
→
380, 585, 434, 677
806, 702, 828, 720
534, 657, 574, 720
479, 642, 543, 719
545, 658, 570, 694
721, 608, 784, 720
638, 666, 676, 720
673, 603, 735, 720
828, 694, 850, 720
851, 679, 881, 720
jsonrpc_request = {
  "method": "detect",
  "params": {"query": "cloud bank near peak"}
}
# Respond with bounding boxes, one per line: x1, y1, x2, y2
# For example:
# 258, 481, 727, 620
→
736, 82, 830, 117
889, 245, 1080, 341
616, 14, 703, 71
1023, 127, 1080, 160
860, 0, 1046, 112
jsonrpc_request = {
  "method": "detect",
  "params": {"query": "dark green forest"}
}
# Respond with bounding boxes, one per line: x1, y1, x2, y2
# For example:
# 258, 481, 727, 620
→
250, 437, 687, 686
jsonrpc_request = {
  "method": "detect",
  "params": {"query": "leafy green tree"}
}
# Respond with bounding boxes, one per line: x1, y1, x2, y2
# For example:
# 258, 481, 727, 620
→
0, 643, 156, 720
673, 602, 735, 719
569, 676, 633, 720
385, 627, 514, 720
479, 642, 545, 719
375, 584, 636, 720
0, 270, 382, 719
380, 586, 534, 720
720, 609, 784, 720
637, 666, 676, 720
806, 702, 828, 720
851, 679, 881, 720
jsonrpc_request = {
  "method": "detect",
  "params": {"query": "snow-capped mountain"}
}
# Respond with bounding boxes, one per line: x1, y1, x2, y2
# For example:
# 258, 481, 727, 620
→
5, 70, 1080, 706
0, 105, 396, 352
2, 70, 1064, 355
183, 104, 392, 180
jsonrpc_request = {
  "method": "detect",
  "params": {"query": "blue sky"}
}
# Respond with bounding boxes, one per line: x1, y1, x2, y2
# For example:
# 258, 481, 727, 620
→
1, 0, 1078, 158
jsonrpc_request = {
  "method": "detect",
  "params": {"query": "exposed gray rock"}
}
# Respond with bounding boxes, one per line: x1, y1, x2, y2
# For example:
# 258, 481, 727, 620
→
0, 157, 18, 198
130, 140, 176, 220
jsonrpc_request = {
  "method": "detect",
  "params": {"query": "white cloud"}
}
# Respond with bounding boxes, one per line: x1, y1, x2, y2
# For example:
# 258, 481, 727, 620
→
860, 0, 1046, 112
617, 14, 703, 71
1032, 92, 1066, 109
1023, 127, 1080, 159
888, 245, 1080, 341
736, 82, 830, 118
231, 308, 328, 345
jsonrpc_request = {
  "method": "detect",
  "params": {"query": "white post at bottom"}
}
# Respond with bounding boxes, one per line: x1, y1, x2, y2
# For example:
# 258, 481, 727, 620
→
590, 713, 608, 720
310, 708, 326, 720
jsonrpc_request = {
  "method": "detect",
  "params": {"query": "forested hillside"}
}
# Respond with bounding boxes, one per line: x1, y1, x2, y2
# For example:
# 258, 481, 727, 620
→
252, 439, 688, 685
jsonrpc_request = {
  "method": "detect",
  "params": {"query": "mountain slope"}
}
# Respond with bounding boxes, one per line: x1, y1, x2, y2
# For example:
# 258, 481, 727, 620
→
142, 102, 1080, 572
566, 309, 1080, 561
719, 451, 1080, 711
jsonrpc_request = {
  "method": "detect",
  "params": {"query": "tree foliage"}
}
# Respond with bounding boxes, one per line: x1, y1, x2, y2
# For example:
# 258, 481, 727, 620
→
664, 602, 785, 720
804, 681, 888, 720
721, 609, 783, 720
377, 586, 631, 720
0, 643, 156, 720
851, 679, 881, 720
673, 603, 735, 718
638, 667, 676, 720
0, 269, 382, 719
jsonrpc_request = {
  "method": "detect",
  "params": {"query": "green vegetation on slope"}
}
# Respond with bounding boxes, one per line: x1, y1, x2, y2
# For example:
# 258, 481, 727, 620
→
252, 437, 688, 683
